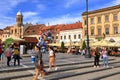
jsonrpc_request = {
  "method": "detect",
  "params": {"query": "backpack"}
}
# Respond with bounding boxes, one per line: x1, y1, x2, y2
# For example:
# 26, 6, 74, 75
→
14, 48, 19, 55
6, 51, 12, 57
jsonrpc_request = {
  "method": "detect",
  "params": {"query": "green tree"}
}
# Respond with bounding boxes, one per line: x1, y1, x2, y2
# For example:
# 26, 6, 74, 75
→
61, 41, 65, 53
5, 38, 13, 50
81, 40, 86, 50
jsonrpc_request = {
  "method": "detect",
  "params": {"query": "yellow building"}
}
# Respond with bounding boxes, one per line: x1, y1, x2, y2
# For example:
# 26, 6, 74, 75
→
82, 5, 120, 41
2, 11, 24, 42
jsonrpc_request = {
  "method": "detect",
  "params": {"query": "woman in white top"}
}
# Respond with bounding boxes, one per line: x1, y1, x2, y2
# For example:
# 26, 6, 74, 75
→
101, 48, 109, 67
48, 47, 58, 71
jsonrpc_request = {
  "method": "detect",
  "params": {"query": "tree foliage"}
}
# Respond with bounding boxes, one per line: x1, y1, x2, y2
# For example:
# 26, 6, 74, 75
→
61, 41, 65, 52
4, 38, 13, 50
81, 40, 86, 50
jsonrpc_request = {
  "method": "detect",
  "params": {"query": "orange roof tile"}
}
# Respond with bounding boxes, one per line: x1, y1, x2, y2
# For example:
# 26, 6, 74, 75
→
24, 24, 45, 35
60, 22, 82, 31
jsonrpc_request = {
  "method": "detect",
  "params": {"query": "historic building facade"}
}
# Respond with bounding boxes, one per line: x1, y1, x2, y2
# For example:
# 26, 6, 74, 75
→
2, 11, 24, 42
82, 5, 120, 41
59, 22, 82, 43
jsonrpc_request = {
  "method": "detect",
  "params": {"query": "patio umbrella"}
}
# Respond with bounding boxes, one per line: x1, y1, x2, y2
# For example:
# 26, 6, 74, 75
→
92, 39, 109, 47
12, 37, 25, 42
114, 41, 120, 47
48, 43, 61, 47
99, 39, 109, 47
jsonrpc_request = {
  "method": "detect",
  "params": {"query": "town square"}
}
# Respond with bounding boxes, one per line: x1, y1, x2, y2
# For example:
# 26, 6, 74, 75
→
0, 0, 120, 80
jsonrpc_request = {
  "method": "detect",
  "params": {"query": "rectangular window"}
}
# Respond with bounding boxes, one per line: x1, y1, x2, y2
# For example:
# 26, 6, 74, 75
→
114, 27, 118, 34
61, 36, 62, 39
113, 14, 118, 21
84, 19, 87, 25
15, 29, 17, 34
98, 28, 101, 35
56, 36, 58, 39
85, 30, 87, 36
105, 15, 109, 22
98, 17, 101, 23
11, 30, 13, 34
90, 18, 94, 24
78, 34, 81, 39
105, 28, 109, 34
69, 35, 71, 39
74, 35, 76, 39
64, 35, 66, 39
91, 28, 94, 36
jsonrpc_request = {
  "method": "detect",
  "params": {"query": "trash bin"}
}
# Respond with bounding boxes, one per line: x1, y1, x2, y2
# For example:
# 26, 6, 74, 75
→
31, 56, 35, 63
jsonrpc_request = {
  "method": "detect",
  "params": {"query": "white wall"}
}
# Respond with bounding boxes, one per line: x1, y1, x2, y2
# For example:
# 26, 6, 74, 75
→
59, 28, 82, 43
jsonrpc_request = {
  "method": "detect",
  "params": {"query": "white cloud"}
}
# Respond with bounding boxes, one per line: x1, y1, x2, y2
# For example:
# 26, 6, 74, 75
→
105, 0, 120, 6
37, 4, 46, 10
41, 14, 81, 26
23, 13, 81, 26
65, 0, 80, 8
23, 11, 39, 19
88, 0, 120, 11
0, 0, 27, 14
0, 16, 15, 29
0, 0, 27, 29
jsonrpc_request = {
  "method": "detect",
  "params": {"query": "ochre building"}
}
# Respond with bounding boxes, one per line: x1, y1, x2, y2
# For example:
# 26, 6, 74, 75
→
82, 5, 120, 41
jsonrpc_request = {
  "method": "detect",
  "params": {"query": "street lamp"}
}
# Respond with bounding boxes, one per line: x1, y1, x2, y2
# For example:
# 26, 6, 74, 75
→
86, 0, 91, 58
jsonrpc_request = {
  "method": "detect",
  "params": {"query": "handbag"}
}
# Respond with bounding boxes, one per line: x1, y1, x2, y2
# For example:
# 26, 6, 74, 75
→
6, 52, 11, 57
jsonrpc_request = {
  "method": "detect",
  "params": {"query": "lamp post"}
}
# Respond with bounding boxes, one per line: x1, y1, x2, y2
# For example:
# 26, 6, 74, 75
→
86, 0, 91, 58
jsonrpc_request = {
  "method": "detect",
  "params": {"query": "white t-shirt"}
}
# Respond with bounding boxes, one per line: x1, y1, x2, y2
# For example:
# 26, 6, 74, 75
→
49, 50, 54, 57
102, 50, 108, 57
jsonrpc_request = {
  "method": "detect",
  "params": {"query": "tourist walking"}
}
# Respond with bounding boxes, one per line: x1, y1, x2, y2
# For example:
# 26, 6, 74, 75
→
0, 43, 3, 66
13, 43, 21, 66
48, 47, 58, 71
93, 47, 100, 68
101, 47, 109, 67
32, 45, 44, 80
5, 44, 13, 67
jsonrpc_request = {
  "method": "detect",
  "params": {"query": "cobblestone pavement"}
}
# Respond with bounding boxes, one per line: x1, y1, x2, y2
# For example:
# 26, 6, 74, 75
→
0, 53, 120, 80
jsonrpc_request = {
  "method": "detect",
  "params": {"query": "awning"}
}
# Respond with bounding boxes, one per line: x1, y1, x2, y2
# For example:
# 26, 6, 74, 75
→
48, 43, 61, 47
23, 37, 38, 43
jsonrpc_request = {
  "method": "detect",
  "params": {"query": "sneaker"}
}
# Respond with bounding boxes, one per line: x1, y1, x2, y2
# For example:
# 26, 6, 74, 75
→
97, 66, 100, 68
106, 66, 109, 68
93, 66, 96, 68
55, 67, 58, 71
38, 75, 42, 79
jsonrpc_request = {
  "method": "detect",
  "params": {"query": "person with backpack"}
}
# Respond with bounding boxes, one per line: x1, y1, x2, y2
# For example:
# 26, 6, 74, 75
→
5, 44, 13, 67
47, 47, 58, 71
13, 43, 21, 66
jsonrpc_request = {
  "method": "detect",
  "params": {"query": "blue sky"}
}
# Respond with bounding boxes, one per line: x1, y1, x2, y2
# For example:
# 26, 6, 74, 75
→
0, 0, 120, 29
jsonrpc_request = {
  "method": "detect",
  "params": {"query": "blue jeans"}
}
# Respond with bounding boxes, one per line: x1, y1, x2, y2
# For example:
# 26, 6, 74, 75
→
103, 57, 108, 67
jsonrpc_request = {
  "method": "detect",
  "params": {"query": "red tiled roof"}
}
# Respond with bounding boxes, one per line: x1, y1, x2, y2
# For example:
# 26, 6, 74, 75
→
23, 37, 38, 43
24, 24, 45, 35
60, 22, 82, 31
4, 26, 13, 30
